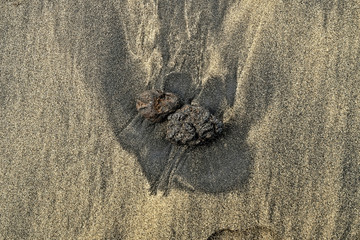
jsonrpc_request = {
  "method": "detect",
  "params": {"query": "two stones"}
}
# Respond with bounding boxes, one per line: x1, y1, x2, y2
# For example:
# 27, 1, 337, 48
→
136, 89, 223, 146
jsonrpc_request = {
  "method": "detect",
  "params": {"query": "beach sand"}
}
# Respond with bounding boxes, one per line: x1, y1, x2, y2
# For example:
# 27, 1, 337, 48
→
1, 1, 359, 239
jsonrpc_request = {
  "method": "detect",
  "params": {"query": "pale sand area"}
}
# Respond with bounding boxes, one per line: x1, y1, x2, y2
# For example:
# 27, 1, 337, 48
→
1, 1, 359, 239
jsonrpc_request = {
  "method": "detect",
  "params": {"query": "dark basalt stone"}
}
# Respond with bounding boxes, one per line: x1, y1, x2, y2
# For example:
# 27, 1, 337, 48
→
166, 104, 223, 146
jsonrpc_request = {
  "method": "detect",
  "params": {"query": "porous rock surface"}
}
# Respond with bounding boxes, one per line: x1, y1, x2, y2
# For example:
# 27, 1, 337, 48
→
166, 104, 223, 146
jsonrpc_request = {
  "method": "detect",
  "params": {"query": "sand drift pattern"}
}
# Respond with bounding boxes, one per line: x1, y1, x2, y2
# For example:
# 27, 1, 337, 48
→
136, 89, 224, 195
117, 73, 251, 196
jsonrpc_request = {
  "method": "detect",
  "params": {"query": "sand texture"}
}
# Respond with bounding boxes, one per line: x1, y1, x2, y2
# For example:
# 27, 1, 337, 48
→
1, 1, 360, 239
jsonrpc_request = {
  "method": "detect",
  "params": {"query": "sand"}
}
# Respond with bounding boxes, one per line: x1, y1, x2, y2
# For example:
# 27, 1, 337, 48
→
1, 1, 359, 239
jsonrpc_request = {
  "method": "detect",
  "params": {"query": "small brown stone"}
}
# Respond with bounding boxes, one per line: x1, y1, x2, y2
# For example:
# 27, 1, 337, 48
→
136, 89, 181, 122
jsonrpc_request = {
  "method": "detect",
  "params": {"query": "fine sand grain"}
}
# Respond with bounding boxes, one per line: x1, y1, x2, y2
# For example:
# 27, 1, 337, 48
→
1, 1, 359, 239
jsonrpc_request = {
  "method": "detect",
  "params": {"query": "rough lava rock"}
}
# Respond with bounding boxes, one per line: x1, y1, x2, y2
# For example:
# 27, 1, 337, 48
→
166, 104, 223, 146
